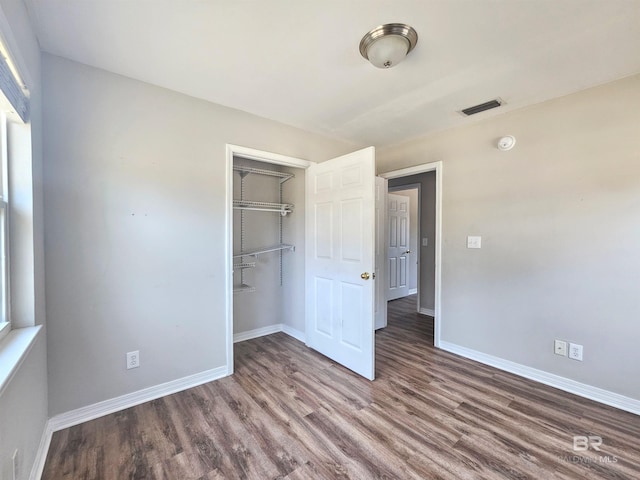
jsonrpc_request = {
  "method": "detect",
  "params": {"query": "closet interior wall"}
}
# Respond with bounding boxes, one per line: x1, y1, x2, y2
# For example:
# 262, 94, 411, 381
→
280, 164, 306, 336
232, 157, 306, 337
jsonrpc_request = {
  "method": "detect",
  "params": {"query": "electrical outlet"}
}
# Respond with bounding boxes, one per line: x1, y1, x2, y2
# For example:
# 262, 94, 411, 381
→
554, 339, 568, 356
126, 350, 140, 369
12, 449, 19, 480
569, 343, 583, 361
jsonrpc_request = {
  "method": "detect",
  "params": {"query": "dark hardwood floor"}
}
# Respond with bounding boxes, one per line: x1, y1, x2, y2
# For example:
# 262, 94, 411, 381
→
43, 295, 640, 479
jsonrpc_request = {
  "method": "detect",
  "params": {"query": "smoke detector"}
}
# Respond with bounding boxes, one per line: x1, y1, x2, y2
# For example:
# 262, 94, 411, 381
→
497, 135, 516, 151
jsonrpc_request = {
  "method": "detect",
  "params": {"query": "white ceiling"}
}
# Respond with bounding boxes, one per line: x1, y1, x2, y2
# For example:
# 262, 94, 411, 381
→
24, 0, 640, 147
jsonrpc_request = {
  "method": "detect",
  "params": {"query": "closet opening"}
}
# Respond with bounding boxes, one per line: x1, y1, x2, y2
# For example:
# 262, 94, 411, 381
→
225, 145, 311, 374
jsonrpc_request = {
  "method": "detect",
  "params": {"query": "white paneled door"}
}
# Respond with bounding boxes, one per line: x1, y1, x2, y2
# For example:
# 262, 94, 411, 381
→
387, 193, 411, 300
305, 147, 376, 380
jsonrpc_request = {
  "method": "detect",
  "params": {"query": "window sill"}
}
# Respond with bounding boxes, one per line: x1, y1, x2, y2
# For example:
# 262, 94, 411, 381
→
0, 325, 42, 397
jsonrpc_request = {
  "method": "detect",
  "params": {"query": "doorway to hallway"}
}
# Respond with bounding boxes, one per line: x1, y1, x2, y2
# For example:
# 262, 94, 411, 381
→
379, 161, 441, 347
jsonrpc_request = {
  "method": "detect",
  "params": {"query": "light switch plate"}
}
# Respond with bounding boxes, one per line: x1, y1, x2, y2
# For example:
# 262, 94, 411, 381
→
422, 237, 428, 247
467, 236, 482, 249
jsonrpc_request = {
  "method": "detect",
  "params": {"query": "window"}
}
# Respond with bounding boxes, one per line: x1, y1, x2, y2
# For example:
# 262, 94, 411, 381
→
0, 38, 29, 341
0, 112, 8, 340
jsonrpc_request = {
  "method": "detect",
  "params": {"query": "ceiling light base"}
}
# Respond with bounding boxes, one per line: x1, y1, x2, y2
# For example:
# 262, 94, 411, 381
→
359, 23, 418, 69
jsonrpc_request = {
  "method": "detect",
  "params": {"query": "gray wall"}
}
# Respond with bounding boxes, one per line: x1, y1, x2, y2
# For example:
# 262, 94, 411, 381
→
0, 0, 48, 478
378, 74, 640, 400
42, 54, 358, 416
389, 172, 437, 312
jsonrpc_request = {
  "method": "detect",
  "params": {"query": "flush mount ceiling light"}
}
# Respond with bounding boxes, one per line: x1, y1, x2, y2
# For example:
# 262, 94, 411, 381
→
359, 23, 418, 69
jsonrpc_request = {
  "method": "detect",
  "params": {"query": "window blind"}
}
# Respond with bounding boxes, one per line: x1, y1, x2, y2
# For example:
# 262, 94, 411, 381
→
0, 54, 28, 122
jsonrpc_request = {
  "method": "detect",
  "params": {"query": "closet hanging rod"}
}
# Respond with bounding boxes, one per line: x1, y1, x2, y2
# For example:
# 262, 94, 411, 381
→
233, 165, 294, 184
233, 244, 295, 259
233, 200, 293, 216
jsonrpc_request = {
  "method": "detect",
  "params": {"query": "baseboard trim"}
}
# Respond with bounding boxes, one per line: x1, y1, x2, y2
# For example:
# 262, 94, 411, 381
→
29, 420, 53, 480
235, 323, 306, 344
419, 307, 435, 316
439, 341, 640, 416
48, 366, 228, 433
282, 324, 305, 343
234, 325, 283, 343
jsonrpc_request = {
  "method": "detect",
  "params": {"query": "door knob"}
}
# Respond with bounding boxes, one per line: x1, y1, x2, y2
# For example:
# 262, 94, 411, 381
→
361, 272, 370, 280
405, 250, 411, 254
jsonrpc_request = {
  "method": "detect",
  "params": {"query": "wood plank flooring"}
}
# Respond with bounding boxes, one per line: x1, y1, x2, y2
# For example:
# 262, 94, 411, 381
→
43, 295, 640, 479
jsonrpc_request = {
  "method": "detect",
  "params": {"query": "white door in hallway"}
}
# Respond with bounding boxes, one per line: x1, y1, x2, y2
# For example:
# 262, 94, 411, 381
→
305, 147, 376, 380
387, 193, 410, 301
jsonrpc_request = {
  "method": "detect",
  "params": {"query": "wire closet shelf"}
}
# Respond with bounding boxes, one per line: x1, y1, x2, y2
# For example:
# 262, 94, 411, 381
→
233, 165, 294, 183
233, 163, 295, 294
233, 199, 293, 216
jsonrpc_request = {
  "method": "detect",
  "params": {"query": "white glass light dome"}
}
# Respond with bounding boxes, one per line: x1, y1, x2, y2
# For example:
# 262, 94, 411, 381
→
359, 24, 418, 69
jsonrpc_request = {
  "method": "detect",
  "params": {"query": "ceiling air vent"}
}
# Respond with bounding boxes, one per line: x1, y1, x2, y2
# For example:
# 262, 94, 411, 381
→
460, 98, 503, 116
